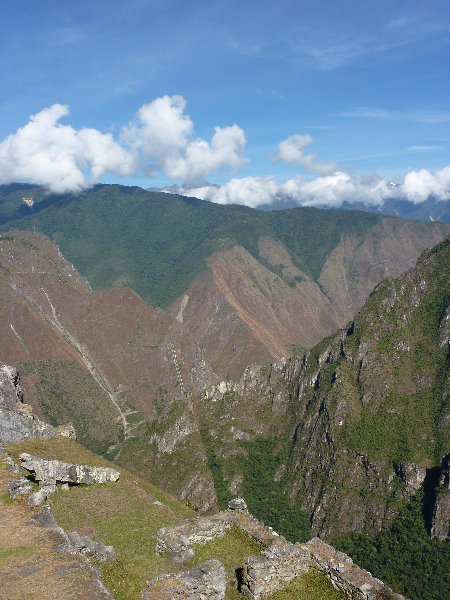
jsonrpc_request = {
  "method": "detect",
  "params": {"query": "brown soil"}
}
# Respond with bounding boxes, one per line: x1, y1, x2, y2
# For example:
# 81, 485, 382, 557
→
0, 467, 111, 600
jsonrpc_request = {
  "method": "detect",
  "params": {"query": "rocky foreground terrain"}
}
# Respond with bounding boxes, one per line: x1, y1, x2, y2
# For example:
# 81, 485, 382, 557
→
0, 362, 408, 600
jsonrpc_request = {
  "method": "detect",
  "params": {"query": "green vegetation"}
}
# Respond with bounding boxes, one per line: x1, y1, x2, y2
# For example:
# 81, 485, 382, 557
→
17, 358, 123, 456
0, 489, 13, 505
337, 489, 450, 600
263, 569, 346, 600
290, 343, 307, 355
189, 526, 263, 571
0, 183, 385, 307
6, 436, 195, 600
201, 427, 233, 510
0, 545, 37, 562
236, 438, 311, 543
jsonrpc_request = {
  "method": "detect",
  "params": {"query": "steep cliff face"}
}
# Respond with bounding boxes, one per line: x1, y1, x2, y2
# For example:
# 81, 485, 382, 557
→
142, 239, 449, 539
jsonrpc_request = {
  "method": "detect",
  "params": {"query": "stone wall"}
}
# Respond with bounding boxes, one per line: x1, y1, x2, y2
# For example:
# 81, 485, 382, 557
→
240, 543, 310, 598
142, 559, 226, 600
241, 538, 407, 600
155, 498, 285, 562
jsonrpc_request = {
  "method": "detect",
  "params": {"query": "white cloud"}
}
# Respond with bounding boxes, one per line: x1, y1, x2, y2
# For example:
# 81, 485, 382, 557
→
184, 166, 450, 209
121, 95, 248, 185
121, 95, 193, 162
401, 166, 450, 203
0, 96, 248, 192
0, 104, 137, 193
274, 133, 337, 175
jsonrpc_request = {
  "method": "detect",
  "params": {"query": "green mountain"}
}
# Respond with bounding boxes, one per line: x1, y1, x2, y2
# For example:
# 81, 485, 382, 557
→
113, 238, 449, 599
0, 182, 445, 308
1, 182, 449, 382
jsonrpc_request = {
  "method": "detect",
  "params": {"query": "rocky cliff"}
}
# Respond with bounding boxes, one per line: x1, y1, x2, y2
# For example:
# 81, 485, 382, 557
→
135, 238, 449, 542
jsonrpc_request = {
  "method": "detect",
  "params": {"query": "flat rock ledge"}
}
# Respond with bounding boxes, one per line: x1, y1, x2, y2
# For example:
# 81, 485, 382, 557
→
20, 453, 120, 485
142, 559, 226, 600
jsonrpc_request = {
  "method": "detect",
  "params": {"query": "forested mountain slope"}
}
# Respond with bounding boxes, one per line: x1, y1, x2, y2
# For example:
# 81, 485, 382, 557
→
1, 183, 449, 378
126, 238, 449, 545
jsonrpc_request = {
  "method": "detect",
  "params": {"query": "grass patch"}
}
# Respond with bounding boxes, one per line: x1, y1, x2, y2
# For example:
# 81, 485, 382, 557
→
0, 489, 13, 505
189, 526, 263, 571
5, 436, 195, 600
0, 545, 37, 562
264, 569, 346, 599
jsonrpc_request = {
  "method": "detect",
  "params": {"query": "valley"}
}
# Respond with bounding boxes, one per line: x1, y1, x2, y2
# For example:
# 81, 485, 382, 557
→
0, 184, 448, 599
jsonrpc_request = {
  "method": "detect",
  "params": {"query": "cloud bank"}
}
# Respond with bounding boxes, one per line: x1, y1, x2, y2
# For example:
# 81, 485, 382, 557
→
0, 97, 247, 192
183, 166, 450, 209
0, 98, 449, 209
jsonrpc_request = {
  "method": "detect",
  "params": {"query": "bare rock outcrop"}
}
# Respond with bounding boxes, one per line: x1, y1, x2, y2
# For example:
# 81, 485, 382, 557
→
0, 361, 75, 444
19, 452, 120, 485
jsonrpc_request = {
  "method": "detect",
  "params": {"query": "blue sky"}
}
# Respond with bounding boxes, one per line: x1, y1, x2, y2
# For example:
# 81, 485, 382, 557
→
0, 0, 449, 207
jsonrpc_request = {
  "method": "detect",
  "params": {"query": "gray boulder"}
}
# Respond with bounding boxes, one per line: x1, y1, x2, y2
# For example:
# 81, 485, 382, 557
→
20, 453, 120, 485
26, 484, 57, 506
7, 477, 33, 499
228, 497, 248, 511
0, 362, 75, 444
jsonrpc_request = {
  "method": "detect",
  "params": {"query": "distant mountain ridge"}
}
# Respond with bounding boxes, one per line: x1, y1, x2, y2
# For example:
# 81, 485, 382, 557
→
1, 183, 449, 369
149, 184, 450, 222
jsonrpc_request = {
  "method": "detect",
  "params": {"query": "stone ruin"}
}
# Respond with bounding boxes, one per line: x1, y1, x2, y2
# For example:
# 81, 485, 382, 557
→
146, 497, 408, 600
142, 559, 226, 600
155, 496, 283, 563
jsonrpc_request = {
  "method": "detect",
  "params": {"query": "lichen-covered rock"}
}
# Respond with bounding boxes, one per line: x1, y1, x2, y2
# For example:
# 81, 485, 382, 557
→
228, 497, 247, 511
32, 504, 59, 528
61, 531, 116, 562
20, 453, 120, 485
7, 477, 33, 499
26, 484, 57, 506
142, 559, 226, 600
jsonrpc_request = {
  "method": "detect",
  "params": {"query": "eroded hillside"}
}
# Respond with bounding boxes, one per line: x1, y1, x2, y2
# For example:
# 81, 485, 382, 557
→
128, 238, 449, 544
